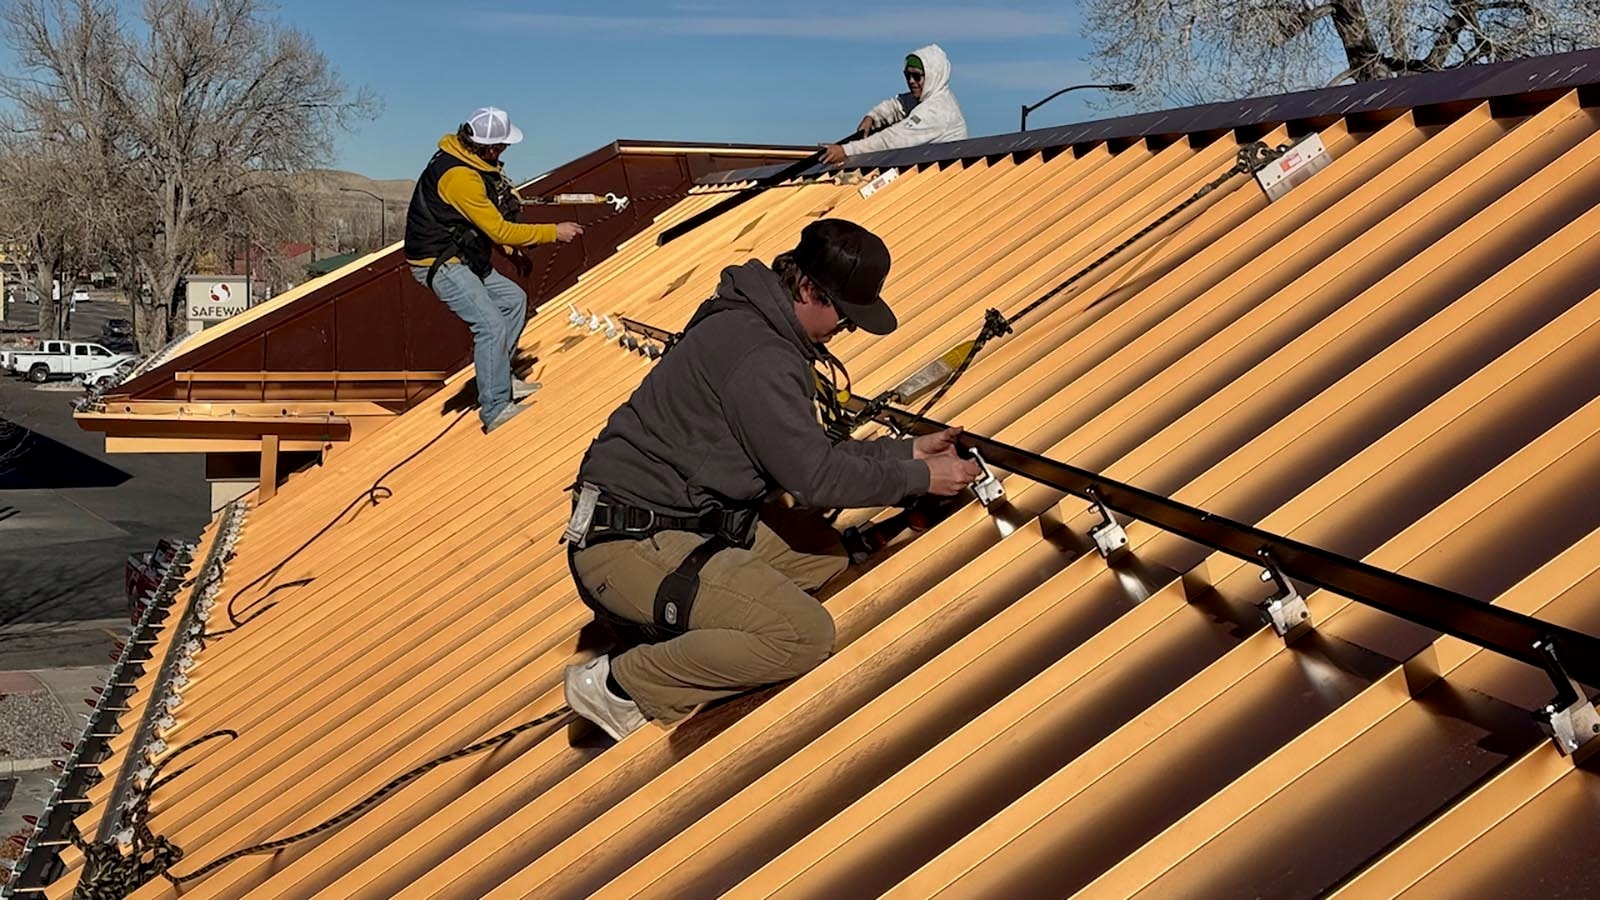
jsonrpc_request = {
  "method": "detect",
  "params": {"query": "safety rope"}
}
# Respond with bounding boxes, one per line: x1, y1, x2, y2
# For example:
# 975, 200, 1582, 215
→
163, 707, 575, 885
824, 140, 1289, 431
64, 706, 573, 896
598, 142, 1287, 435
204, 408, 472, 639
66, 730, 237, 899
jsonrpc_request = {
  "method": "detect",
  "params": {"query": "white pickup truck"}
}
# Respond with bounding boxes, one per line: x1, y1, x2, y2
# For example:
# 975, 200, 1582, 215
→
7, 340, 136, 383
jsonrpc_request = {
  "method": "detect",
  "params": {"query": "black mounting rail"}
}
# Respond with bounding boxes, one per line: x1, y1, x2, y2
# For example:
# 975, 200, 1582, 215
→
862, 401, 1600, 696
593, 313, 1599, 704
618, 317, 680, 349
656, 131, 860, 246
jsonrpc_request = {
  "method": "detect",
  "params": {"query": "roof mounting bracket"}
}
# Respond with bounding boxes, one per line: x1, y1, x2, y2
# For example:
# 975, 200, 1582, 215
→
1534, 638, 1600, 763
1256, 548, 1311, 641
964, 449, 1004, 507
1086, 486, 1129, 560
618, 317, 678, 360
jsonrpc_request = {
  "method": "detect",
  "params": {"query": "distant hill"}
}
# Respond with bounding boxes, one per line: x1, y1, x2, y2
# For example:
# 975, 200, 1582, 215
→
294, 169, 415, 208
285, 170, 416, 256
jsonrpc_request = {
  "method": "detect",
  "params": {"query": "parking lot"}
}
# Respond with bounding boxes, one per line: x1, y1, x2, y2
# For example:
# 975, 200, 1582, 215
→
0, 291, 209, 669
1, 287, 135, 351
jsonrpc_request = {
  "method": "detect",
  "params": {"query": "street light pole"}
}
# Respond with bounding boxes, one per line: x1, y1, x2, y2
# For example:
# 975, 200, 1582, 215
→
1020, 82, 1137, 131
339, 187, 388, 247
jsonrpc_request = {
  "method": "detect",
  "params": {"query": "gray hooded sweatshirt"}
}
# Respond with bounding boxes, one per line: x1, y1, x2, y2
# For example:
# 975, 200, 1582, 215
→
578, 261, 930, 517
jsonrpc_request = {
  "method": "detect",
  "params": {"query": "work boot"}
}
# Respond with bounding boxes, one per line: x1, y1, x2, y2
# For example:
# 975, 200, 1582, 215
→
564, 655, 647, 741
483, 403, 526, 434
511, 378, 542, 401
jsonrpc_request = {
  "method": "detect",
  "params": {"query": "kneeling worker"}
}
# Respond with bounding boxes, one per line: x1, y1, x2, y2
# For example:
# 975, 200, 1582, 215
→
562, 219, 982, 740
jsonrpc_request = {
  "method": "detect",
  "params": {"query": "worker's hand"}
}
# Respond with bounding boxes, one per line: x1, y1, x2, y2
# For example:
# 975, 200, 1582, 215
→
912, 426, 963, 460
555, 222, 584, 243
924, 454, 982, 497
857, 115, 876, 136
820, 143, 848, 166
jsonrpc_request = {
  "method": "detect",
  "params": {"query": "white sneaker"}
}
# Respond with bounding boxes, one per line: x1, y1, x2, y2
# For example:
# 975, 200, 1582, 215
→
483, 403, 526, 434
511, 378, 541, 401
564, 655, 647, 741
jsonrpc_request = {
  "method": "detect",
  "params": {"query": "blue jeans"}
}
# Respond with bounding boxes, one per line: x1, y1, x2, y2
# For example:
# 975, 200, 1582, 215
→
411, 263, 526, 426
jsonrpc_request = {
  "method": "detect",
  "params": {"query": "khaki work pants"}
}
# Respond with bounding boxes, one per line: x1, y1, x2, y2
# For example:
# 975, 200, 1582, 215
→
570, 509, 847, 723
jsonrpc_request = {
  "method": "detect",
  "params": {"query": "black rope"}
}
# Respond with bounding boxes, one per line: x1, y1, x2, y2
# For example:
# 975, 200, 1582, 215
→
164, 707, 575, 886
856, 140, 1288, 427
204, 409, 472, 639
910, 308, 1012, 420
66, 731, 238, 899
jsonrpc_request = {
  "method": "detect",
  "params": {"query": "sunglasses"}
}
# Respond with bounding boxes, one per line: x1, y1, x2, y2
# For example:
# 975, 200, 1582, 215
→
814, 282, 859, 332
904, 70, 924, 82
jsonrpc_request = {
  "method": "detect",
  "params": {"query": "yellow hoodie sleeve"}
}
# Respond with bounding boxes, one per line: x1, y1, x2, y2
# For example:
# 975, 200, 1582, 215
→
437, 168, 560, 246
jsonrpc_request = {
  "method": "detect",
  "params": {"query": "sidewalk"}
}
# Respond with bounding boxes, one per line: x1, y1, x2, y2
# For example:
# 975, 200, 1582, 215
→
0, 665, 112, 853
0, 667, 109, 773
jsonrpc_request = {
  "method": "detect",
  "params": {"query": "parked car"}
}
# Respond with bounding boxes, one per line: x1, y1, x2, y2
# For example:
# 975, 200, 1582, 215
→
7, 340, 135, 383
100, 318, 135, 351
80, 357, 139, 390
0, 342, 34, 372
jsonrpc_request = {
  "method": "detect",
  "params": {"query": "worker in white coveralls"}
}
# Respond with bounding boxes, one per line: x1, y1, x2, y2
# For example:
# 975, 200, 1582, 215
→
820, 44, 967, 165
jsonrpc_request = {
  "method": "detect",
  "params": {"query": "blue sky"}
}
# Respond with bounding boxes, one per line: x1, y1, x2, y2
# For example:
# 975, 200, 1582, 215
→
280, 1, 1130, 181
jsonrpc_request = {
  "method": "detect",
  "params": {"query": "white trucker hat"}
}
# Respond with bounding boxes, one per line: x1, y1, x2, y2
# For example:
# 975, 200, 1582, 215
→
465, 106, 523, 145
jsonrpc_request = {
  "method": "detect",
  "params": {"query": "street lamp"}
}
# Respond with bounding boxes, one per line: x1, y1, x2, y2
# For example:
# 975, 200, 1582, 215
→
339, 187, 388, 247
1020, 82, 1137, 131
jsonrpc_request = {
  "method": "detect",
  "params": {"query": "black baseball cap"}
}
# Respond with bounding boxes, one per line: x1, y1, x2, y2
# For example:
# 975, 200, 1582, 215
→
791, 219, 897, 335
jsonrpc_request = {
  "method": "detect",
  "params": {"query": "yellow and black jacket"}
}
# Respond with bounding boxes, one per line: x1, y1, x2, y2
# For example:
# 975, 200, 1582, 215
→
403, 134, 560, 281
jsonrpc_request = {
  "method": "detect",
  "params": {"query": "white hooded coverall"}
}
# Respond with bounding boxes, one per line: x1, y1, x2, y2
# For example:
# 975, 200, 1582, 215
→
841, 43, 968, 156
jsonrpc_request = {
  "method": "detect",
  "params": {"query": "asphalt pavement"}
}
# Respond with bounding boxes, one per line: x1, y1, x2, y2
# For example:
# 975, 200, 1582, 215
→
0, 295, 210, 867
0, 291, 209, 668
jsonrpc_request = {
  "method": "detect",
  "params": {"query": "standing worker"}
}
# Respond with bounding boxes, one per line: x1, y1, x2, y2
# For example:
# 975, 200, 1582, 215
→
404, 106, 583, 433
561, 219, 982, 740
820, 44, 967, 165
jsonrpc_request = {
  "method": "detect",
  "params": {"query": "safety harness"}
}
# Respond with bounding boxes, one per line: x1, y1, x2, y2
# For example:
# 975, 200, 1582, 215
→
563, 484, 760, 645
407, 151, 526, 289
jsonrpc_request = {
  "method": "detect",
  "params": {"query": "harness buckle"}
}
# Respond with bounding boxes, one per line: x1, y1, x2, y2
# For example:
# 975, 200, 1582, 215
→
626, 506, 657, 532
562, 484, 601, 547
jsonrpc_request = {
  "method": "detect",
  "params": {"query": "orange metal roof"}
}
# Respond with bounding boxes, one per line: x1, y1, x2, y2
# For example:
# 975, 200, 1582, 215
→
20, 68, 1600, 899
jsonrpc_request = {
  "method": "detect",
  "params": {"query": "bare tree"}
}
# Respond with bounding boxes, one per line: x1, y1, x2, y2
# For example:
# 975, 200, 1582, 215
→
1084, 0, 1600, 106
1, 0, 135, 338
0, 152, 68, 339
1, 0, 377, 352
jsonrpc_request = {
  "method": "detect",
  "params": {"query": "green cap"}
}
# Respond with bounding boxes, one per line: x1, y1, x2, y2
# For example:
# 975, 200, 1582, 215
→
904, 54, 924, 72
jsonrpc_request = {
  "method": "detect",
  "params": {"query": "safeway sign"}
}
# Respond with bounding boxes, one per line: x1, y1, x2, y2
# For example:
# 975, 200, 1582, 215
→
186, 278, 250, 321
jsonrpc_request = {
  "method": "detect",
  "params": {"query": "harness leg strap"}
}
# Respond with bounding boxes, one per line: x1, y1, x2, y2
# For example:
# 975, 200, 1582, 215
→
654, 536, 730, 630
568, 546, 671, 646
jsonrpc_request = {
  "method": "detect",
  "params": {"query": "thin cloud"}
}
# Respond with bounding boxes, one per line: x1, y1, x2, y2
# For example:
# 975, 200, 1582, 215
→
481, 8, 1075, 41
961, 59, 1100, 91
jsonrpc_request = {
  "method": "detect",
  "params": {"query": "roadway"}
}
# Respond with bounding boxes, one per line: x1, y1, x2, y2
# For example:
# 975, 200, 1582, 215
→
0, 291, 209, 669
